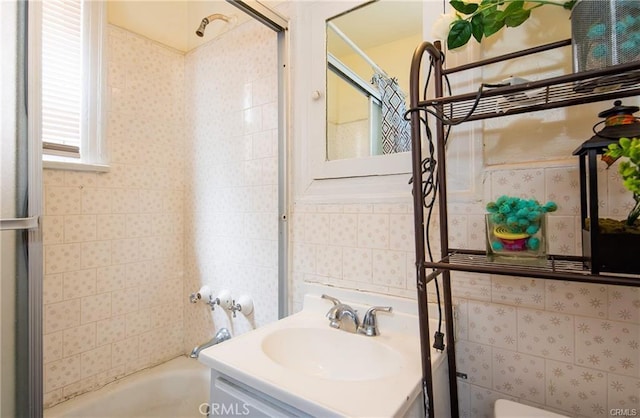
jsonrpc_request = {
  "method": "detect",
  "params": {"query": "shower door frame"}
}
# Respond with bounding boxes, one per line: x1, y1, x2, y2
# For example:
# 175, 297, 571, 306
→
226, 0, 291, 319
1, 1, 44, 416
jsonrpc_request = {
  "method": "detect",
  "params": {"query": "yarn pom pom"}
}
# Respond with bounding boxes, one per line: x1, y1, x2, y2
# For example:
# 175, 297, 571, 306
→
527, 211, 541, 221
491, 213, 506, 224
526, 224, 540, 235
527, 237, 540, 251
491, 241, 504, 251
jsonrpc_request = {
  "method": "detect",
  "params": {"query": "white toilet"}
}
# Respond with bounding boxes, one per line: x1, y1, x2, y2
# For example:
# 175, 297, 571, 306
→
494, 399, 569, 418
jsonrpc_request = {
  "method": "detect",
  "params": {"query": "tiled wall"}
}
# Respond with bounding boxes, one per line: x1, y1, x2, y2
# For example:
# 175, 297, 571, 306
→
182, 18, 279, 351
41, 17, 279, 408
41, 26, 185, 407
290, 202, 418, 312
451, 166, 639, 418
290, 164, 639, 418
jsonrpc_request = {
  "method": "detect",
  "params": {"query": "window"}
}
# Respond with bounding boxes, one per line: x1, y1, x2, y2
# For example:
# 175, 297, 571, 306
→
40, 0, 107, 170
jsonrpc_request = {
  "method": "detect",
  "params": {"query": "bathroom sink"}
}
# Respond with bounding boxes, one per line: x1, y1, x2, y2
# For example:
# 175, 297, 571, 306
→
261, 327, 403, 381
197, 291, 433, 417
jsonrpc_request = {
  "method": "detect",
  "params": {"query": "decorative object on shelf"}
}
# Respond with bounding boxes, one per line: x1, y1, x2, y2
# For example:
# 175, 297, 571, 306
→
485, 195, 557, 264
571, 0, 640, 73
433, 0, 576, 50
604, 137, 640, 226
573, 100, 640, 274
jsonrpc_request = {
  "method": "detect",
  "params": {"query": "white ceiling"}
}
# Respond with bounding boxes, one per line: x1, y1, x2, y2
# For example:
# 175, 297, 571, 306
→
107, 1, 424, 53
107, 1, 253, 52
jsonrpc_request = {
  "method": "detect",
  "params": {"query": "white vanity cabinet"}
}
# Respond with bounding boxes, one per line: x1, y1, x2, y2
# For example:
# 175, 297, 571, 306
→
208, 371, 312, 417
198, 288, 449, 418
208, 369, 427, 418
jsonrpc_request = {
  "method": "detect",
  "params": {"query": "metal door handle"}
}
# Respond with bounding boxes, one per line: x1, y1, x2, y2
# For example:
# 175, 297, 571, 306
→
0, 216, 39, 231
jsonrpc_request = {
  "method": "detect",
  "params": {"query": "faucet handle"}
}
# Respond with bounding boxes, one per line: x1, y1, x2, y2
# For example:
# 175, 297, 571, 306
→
358, 306, 392, 336
321, 294, 341, 306
321, 294, 342, 320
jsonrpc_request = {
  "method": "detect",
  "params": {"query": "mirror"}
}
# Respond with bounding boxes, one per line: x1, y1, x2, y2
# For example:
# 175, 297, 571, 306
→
326, 1, 423, 161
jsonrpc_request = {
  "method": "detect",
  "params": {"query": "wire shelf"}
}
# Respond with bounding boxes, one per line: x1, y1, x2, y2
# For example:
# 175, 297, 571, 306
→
419, 61, 640, 124
424, 250, 640, 287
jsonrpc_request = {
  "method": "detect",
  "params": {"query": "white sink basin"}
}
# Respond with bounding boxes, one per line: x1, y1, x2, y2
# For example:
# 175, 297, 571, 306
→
261, 327, 403, 381
197, 291, 434, 417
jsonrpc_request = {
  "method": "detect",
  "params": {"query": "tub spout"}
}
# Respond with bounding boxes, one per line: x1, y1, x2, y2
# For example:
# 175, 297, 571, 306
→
190, 328, 232, 358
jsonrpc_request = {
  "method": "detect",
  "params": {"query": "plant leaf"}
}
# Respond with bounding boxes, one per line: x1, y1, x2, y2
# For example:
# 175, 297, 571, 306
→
563, 0, 577, 10
620, 137, 632, 151
505, 8, 530, 27
471, 14, 484, 42
450, 0, 479, 14
447, 20, 473, 49
482, 11, 505, 37
503, 0, 524, 13
606, 144, 623, 159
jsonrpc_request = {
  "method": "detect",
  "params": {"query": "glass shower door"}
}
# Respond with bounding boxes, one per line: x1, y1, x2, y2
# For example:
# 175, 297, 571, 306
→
1, 1, 43, 416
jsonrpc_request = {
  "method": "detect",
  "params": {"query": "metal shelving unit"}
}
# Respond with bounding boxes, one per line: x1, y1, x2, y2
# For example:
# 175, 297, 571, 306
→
408, 39, 640, 418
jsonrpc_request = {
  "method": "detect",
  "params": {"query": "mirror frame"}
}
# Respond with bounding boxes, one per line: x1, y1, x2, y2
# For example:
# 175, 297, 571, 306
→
309, 0, 412, 180
294, 0, 483, 203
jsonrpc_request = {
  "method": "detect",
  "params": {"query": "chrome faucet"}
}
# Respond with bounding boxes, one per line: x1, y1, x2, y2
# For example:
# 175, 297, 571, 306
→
189, 327, 232, 358
321, 294, 392, 336
321, 294, 359, 333
358, 306, 392, 336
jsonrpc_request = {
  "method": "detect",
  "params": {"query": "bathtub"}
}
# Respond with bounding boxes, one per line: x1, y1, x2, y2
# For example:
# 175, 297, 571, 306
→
44, 356, 210, 418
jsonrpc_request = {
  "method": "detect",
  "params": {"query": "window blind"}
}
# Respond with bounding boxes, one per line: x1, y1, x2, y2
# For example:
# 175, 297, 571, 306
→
42, 0, 83, 158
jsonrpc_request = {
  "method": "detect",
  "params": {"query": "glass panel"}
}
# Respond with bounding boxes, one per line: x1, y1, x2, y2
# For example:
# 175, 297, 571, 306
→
0, 231, 18, 418
325, 1, 422, 161
1, 1, 38, 416
1, 0, 19, 412
327, 70, 376, 160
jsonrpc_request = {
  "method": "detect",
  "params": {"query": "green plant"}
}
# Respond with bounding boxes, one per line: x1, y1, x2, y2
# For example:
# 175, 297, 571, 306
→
438, 0, 576, 50
604, 137, 640, 226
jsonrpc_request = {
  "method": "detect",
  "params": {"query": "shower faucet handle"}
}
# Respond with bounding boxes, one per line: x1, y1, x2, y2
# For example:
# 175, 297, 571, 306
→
230, 300, 241, 318
229, 295, 253, 318
206, 296, 220, 311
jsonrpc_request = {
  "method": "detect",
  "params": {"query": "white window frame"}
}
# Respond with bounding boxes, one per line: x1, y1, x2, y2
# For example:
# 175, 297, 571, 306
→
37, 0, 109, 172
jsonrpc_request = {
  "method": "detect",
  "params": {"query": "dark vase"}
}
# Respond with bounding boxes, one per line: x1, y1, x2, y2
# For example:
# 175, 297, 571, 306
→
582, 228, 640, 274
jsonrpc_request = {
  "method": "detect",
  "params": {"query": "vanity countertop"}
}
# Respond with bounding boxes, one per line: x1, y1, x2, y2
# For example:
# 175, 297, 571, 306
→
198, 294, 445, 417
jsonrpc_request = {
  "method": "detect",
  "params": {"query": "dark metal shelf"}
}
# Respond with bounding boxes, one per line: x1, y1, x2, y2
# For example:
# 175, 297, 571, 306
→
424, 249, 640, 287
408, 39, 640, 418
419, 55, 640, 124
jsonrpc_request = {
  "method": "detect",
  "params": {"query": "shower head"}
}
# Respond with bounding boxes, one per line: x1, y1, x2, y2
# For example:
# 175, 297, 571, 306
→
195, 19, 209, 37
195, 13, 231, 37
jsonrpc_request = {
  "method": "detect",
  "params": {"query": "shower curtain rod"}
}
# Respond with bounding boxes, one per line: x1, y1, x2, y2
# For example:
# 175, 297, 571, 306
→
327, 21, 387, 76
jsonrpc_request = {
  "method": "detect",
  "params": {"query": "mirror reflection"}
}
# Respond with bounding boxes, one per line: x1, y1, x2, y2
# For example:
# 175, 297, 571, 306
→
326, 1, 423, 161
